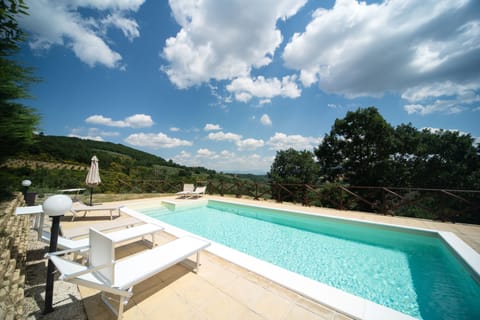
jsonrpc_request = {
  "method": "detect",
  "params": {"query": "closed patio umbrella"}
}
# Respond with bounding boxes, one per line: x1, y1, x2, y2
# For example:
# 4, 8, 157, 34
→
85, 155, 101, 206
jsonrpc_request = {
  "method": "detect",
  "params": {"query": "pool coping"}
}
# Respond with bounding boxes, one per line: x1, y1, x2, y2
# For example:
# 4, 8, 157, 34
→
129, 199, 480, 320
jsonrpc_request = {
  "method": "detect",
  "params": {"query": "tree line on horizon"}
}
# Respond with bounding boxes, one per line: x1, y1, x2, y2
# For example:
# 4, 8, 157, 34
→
268, 107, 480, 195
267, 107, 479, 222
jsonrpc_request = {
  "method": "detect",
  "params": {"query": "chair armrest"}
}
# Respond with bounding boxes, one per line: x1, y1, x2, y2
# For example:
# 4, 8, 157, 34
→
61, 261, 115, 281
45, 245, 90, 258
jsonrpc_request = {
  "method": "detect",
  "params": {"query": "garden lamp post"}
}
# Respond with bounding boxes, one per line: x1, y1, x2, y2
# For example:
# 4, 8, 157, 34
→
42, 194, 72, 314
21, 179, 31, 202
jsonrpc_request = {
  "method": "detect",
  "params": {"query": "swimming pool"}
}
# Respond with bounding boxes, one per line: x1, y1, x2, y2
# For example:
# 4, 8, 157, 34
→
138, 200, 480, 320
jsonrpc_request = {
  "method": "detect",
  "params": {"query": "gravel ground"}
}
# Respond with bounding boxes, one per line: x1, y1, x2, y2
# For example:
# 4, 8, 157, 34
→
23, 229, 87, 320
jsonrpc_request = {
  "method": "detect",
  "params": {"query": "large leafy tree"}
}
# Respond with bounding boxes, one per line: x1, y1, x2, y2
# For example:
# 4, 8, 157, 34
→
407, 129, 479, 189
315, 107, 395, 186
268, 148, 319, 202
0, 0, 39, 164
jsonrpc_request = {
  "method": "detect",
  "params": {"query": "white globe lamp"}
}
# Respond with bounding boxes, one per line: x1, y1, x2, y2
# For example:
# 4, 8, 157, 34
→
43, 195, 72, 217
42, 194, 72, 314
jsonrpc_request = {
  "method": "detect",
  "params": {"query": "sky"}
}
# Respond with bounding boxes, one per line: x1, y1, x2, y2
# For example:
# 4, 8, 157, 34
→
17, 0, 480, 174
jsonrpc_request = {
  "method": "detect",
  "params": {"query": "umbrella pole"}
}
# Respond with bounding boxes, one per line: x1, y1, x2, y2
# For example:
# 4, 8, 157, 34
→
89, 187, 93, 206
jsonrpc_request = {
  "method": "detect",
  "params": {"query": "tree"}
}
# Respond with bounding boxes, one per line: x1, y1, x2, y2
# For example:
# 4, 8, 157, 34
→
0, 0, 39, 164
268, 148, 319, 202
315, 107, 395, 186
409, 129, 479, 189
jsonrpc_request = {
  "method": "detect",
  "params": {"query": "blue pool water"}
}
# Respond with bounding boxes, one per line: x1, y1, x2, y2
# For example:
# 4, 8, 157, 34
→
142, 201, 480, 320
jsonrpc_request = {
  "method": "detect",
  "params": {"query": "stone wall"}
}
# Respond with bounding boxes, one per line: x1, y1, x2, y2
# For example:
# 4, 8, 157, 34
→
0, 194, 30, 319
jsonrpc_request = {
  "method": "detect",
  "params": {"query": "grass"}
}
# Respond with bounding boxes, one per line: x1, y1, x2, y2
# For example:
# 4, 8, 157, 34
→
32, 193, 171, 205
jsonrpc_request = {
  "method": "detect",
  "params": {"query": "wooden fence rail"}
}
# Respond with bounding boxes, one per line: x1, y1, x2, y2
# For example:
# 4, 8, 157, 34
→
116, 179, 480, 224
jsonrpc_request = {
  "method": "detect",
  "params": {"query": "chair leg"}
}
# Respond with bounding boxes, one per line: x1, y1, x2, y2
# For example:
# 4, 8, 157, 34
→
101, 292, 130, 320
117, 296, 125, 320
194, 251, 201, 273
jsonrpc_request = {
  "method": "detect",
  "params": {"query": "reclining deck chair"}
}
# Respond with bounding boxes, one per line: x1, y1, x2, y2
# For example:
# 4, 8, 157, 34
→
64, 216, 141, 239
175, 183, 195, 198
188, 186, 207, 198
42, 222, 164, 252
48, 228, 210, 319
70, 202, 125, 221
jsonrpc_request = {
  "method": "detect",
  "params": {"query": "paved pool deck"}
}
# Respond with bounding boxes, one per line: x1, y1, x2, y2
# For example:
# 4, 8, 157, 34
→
58, 195, 480, 320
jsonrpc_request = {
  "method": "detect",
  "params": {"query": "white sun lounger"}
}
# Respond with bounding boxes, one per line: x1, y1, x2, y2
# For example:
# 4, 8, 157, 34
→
187, 186, 207, 198
175, 183, 195, 198
42, 223, 164, 252
70, 203, 124, 221
47, 229, 210, 319
63, 217, 141, 239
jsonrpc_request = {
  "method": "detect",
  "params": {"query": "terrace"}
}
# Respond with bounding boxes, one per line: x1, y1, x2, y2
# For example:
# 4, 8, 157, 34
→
22, 195, 480, 319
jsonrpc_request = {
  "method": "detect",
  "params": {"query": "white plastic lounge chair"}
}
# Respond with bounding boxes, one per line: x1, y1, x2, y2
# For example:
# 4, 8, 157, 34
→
47, 229, 210, 319
70, 202, 124, 221
175, 183, 195, 198
41, 223, 164, 252
15, 205, 44, 230
188, 186, 207, 198
64, 217, 141, 239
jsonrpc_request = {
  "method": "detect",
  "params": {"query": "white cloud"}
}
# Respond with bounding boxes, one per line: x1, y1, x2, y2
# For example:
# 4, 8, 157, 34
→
69, 127, 119, 140
172, 149, 273, 173
267, 132, 322, 150
404, 102, 464, 115
20, 0, 144, 68
260, 114, 272, 126
162, 0, 306, 88
282, 0, 480, 114
68, 134, 104, 141
170, 127, 180, 132
85, 114, 154, 128
236, 138, 265, 151
208, 131, 242, 142
402, 81, 480, 114
101, 13, 140, 42
208, 131, 264, 151
196, 148, 216, 157
226, 75, 301, 102
204, 123, 222, 131
70, 0, 144, 11
124, 132, 192, 149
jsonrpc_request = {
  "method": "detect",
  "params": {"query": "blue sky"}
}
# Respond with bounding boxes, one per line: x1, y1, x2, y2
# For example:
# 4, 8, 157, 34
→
18, 0, 480, 174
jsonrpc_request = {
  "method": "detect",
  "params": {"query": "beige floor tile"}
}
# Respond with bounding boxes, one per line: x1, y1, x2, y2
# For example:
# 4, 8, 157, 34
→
141, 290, 208, 320
297, 297, 337, 319
130, 273, 170, 304
238, 309, 266, 320
224, 276, 266, 309
251, 290, 293, 320
286, 304, 334, 320
157, 263, 191, 283
122, 304, 148, 320
200, 288, 254, 320
172, 274, 222, 309
333, 313, 355, 320
136, 288, 183, 314
200, 258, 239, 288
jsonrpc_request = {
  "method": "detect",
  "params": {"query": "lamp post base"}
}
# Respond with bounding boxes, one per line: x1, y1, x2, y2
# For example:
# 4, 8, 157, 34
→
43, 216, 61, 314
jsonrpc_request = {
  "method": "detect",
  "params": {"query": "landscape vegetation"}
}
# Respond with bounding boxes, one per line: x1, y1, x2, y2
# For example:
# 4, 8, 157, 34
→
1, 1, 479, 224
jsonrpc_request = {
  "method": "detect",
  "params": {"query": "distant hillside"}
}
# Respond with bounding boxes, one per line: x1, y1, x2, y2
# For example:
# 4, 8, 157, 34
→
22, 135, 174, 169
2, 134, 267, 194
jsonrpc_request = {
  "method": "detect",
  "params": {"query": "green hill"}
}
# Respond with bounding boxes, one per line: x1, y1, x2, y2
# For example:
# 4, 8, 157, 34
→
1, 134, 266, 196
